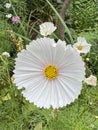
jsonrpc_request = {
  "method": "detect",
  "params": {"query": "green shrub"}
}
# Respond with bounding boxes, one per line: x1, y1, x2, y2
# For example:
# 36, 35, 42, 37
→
69, 0, 98, 30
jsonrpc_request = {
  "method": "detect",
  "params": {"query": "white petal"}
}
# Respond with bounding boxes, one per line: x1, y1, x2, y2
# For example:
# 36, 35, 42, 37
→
14, 37, 85, 109
77, 37, 87, 45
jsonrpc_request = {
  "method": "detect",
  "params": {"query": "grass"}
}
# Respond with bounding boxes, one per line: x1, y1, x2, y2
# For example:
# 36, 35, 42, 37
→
0, 84, 98, 130
0, 0, 98, 130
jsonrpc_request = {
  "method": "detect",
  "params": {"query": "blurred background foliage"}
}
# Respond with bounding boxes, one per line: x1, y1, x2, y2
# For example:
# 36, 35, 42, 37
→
70, 0, 98, 31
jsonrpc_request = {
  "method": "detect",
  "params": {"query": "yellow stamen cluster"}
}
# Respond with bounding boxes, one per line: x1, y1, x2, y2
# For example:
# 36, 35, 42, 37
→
77, 45, 83, 50
44, 65, 58, 80
45, 30, 50, 35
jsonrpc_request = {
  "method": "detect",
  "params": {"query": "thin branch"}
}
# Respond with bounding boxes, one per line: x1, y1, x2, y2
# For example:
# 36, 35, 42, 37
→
59, 0, 72, 40
46, 0, 73, 44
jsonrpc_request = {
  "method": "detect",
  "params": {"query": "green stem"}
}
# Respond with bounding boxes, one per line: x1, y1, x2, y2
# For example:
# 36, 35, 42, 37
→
53, 33, 59, 40
50, 109, 59, 130
46, 0, 74, 44
13, 32, 31, 42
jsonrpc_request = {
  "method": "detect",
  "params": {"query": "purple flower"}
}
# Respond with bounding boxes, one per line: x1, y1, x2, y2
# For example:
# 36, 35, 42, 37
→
12, 16, 20, 24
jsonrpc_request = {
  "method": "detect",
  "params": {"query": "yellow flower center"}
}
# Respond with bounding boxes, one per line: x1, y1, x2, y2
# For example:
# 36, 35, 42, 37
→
45, 30, 50, 35
77, 45, 83, 50
44, 65, 58, 80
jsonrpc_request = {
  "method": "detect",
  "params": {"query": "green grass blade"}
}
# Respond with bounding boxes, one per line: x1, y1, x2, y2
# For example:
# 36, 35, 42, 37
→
46, 0, 74, 44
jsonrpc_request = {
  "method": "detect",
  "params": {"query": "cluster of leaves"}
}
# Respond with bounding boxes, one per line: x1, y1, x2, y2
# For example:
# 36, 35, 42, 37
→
69, 0, 98, 76
0, 84, 98, 130
25, 0, 60, 21
69, 0, 98, 31
0, 0, 27, 17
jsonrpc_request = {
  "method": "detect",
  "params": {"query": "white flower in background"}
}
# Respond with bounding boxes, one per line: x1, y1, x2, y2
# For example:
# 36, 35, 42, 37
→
6, 14, 12, 18
86, 58, 90, 61
2, 52, 10, 57
13, 37, 85, 109
39, 22, 57, 36
73, 37, 91, 54
84, 75, 97, 87
90, 124, 95, 129
56, 0, 62, 3
4, 3, 11, 8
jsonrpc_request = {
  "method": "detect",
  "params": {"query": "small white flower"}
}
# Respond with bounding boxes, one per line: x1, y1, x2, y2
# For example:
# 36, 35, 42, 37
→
39, 22, 57, 36
84, 75, 97, 87
73, 37, 91, 54
13, 37, 85, 109
90, 124, 95, 128
2, 52, 10, 57
4, 3, 11, 8
6, 14, 12, 18
86, 58, 90, 61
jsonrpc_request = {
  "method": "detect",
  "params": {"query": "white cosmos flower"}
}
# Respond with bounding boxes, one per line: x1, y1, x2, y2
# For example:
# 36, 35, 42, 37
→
73, 37, 91, 54
2, 52, 10, 57
6, 14, 12, 18
39, 22, 57, 36
84, 75, 97, 87
13, 37, 85, 109
5, 3, 11, 8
